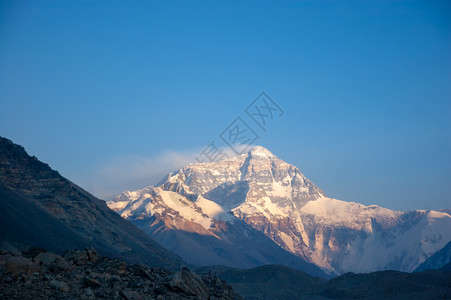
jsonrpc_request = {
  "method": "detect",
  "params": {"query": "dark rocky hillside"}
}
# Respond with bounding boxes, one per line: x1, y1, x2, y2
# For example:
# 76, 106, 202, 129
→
0, 136, 182, 269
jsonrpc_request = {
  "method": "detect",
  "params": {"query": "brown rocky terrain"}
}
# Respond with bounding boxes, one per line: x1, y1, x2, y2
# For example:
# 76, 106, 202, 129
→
0, 247, 241, 300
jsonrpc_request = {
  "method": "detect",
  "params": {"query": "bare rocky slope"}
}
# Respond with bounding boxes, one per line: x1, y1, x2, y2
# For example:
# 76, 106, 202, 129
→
0, 136, 182, 269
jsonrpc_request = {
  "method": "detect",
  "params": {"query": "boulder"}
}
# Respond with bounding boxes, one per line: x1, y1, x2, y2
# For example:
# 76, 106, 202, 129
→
4, 256, 40, 275
34, 252, 62, 265
119, 290, 143, 300
0, 254, 11, 266
35, 251, 72, 271
50, 279, 70, 292
85, 248, 99, 263
23, 246, 47, 259
169, 267, 209, 299
83, 276, 101, 288
64, 248, 98, 266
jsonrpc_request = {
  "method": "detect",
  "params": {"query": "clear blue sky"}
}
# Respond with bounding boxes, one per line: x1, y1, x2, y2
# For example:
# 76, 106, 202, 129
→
1, 0, 450, 211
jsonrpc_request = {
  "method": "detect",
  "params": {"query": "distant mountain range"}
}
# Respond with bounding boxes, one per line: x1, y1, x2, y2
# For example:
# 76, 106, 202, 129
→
0, 136, 183, 269
194, 264, 451, 300
109, 146, 451, 275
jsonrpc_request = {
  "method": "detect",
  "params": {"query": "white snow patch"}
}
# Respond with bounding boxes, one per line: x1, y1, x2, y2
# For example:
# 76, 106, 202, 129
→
156, 190, 212, 229
300, 197, 399, 229
106, 200, 129, 212
279, 231, 295, 252
196, 196, 234, 222
269, 180, 292, 198
263, 197, 288, 217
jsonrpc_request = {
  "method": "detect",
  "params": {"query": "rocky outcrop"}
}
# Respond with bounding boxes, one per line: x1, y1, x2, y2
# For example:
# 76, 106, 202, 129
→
4, 256, 41, 275
0, 247, 241, 300
169, 268, 209, 298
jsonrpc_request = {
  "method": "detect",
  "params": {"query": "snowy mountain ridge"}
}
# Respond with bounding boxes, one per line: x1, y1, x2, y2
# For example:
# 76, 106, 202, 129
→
108, 146, 451, 275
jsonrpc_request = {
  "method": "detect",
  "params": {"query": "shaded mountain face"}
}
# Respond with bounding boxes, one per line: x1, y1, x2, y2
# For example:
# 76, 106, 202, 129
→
111, 146, 451, 275
0, 136, 183, 269
415, 241, 451, 272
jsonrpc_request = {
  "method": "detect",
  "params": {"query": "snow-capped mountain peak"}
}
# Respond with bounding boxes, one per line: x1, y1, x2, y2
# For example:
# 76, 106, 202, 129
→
108, 146, 451, 275
248, 146, 276, 159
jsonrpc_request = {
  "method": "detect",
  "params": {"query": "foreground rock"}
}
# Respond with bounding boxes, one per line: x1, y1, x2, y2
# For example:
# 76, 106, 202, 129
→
0, 247, 241, 300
